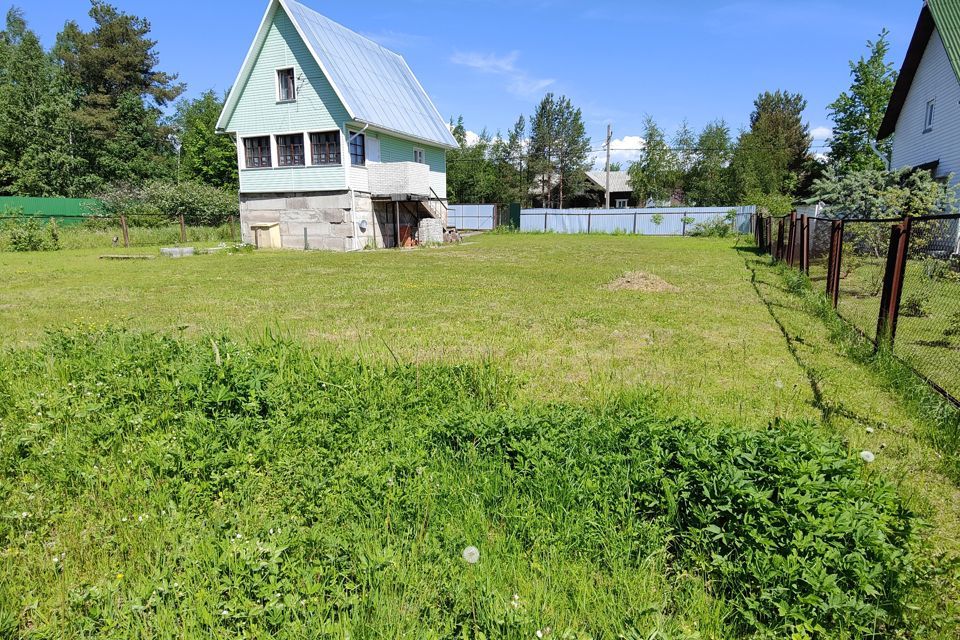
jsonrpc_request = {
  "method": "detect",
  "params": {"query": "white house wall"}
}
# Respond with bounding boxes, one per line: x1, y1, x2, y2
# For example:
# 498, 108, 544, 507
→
891, 27, 960, 185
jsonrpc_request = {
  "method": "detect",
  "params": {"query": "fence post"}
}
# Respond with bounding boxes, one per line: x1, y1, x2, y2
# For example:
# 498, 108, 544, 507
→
876, 216, 912, 346
786, 211, 797, 266
229, 215, 236, 241
179, 213, 186, 243
587, 210, 592, 234
544, 210, 548, 232
119, 214, 130, 248
800, 214, 809, 273
775, 219, 785, 260
826, 220, 843, 308
632, 211, 637, 235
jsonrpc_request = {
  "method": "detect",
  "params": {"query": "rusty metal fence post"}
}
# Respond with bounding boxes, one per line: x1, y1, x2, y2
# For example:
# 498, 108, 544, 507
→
826, 220, 843, 308
800, 215, 809, 273
876, 216, 912, 346
786, 211, 797, 266
775, 218, 786, 260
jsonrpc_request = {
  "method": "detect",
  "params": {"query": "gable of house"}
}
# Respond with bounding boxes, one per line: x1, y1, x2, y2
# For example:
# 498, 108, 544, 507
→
889, 27, 960, 179
879, 0, 960, 141
223, 6, 349, 137
217, 0, 456, 150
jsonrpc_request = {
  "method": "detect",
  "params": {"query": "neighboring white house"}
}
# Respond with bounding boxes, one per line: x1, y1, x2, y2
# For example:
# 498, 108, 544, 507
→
879, 0, 960, 184
216, 0, 457, 250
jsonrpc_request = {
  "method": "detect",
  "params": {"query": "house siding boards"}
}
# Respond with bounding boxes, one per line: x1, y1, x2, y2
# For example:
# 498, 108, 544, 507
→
229, 8, 350, 194
891, 27, 960, 183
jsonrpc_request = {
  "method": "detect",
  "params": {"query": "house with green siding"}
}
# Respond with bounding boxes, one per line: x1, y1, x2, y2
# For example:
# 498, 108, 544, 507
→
216, 0, 457, 250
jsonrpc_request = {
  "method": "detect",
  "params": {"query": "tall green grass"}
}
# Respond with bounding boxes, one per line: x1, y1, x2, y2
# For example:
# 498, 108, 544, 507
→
0, 329, 926, 638
0, 222, 237, 251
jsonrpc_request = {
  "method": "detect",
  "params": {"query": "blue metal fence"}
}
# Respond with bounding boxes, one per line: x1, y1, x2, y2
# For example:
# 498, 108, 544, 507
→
448, 204, 497, 231
519, 206, 756, 235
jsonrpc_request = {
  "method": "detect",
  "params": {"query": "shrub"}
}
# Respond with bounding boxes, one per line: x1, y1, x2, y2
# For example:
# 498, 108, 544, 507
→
901, 292, 930, 318
690, 212, 737, 238
943, 311, 960, 340
2, 216, 61, 252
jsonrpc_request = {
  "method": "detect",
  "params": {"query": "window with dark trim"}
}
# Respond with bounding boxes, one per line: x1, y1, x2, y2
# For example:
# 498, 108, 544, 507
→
413, 148, 425, 164
310, 131, 341, 165
243, 136, 271, 169
276, 134, 305, 167
278, 68, 296, 102
349, 131, 365, 166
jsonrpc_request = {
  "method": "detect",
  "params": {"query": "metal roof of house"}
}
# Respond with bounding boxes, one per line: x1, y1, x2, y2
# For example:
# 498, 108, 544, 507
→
879, 0, 960, 140
585, 170, 632, 192
217, 0, 457, 149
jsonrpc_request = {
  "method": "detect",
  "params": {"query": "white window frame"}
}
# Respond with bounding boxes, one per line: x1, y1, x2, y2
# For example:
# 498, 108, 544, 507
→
413, 148, 425, 164
307, 128, 344, 167
615, 199, 628, 209
924, 98, 936, 133
241, 135, 273, 170
275, 132, 306, 167
276, 67, 297, 103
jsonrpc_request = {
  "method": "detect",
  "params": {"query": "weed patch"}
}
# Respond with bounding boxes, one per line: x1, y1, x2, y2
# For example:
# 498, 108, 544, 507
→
0, 329, 924, 637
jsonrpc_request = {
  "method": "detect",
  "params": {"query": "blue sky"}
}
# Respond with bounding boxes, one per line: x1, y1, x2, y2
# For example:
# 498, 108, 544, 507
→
7, 0, 923, 165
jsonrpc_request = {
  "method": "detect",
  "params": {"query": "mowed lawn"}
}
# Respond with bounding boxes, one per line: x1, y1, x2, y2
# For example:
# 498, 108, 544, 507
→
0, 233, 813, 422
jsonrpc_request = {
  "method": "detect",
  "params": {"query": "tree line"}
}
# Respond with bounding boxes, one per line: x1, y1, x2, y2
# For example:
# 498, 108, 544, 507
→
448, 29, 953, 217
0, 2, 237, 220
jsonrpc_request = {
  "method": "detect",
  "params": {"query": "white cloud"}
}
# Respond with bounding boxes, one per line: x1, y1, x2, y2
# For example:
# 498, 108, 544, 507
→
590, 135, 645, 168
449, 50, 554, 98
811, 126, 832, 140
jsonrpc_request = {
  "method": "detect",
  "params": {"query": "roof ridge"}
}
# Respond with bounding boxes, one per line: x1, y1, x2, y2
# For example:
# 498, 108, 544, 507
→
281, 0, 404, 61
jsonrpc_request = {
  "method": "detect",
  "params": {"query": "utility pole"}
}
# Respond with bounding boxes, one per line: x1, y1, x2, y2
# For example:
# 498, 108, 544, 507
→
604, 124, 612, 210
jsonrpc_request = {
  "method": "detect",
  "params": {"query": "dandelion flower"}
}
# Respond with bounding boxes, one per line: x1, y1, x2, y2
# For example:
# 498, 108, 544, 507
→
116, 573, 124, 580
462, 546, 480, 564
860, 450, 875, 463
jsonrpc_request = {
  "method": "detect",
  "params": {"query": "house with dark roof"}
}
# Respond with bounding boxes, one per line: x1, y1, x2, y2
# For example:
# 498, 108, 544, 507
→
878, 0, 960, 184
216, 0, 457, 250
583, 171, 637, 208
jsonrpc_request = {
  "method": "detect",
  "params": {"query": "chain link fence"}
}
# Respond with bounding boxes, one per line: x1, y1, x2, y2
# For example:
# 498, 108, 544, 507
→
755, 211, 960, 404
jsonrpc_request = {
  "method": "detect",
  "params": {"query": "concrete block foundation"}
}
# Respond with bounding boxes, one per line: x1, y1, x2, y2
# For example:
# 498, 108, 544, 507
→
240, 191, 448, 251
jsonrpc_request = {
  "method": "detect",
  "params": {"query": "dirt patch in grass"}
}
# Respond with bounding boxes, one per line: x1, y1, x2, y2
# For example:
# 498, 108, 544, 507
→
605, 271, 678, 293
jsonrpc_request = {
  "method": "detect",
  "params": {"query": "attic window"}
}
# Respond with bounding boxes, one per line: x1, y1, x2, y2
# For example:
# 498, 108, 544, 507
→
278, 68, 296, 102
924, 98, 935, 132
413, 148, 425, 164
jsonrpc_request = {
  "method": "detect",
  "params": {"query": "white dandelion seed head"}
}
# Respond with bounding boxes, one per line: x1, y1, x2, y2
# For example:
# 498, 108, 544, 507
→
462, 546, 480, 564
774, 379, 784, 390
866, 427, 875, 434
221, 609, 229, 616
860, 450, 876, 463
